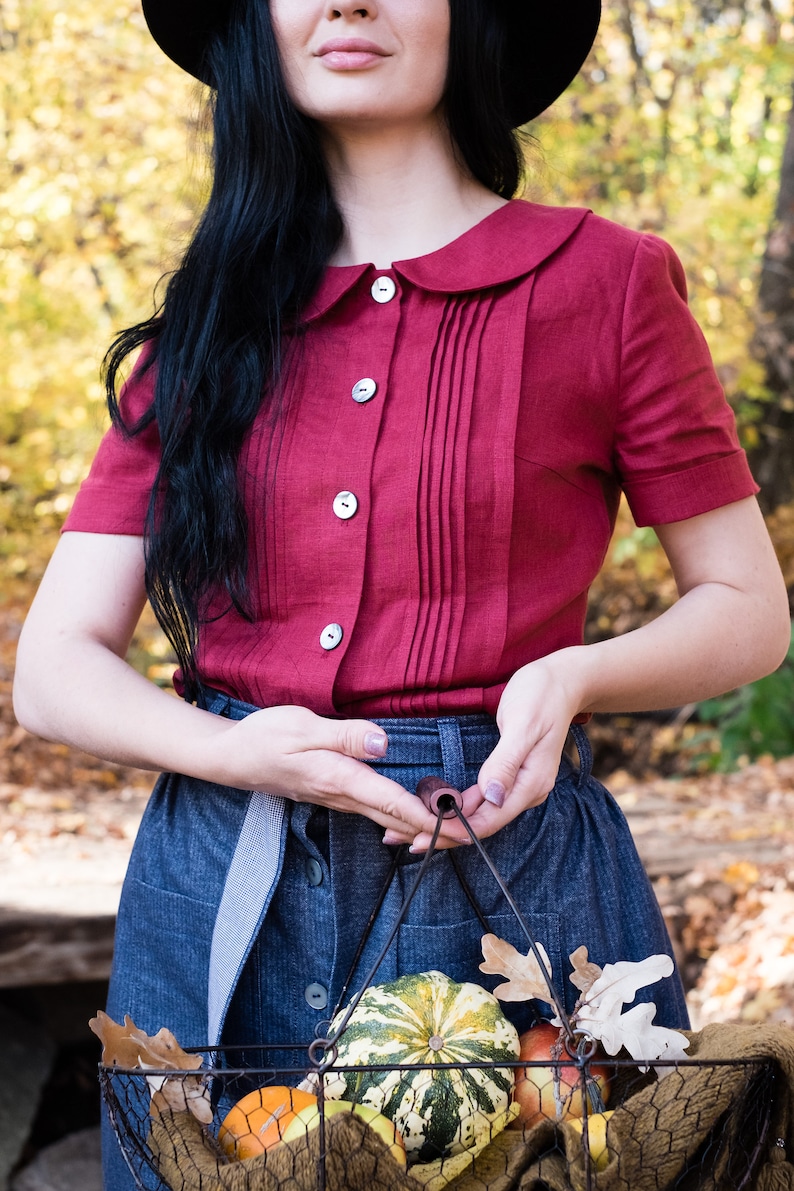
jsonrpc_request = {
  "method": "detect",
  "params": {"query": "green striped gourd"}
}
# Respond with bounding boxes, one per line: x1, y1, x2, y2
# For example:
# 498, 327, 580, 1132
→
325, 970, 519, 1164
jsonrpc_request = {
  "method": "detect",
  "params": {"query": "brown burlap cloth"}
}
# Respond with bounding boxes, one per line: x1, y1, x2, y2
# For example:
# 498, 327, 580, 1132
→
147, 1023, 794, 1191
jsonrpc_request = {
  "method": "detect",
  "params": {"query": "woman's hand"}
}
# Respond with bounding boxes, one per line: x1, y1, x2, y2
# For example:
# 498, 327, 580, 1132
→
395, 656, 582, 853
200, 704, 447, 839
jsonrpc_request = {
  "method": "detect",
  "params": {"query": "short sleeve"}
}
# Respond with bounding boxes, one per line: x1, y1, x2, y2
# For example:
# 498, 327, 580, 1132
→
63, 343, 161, 535
615, 234, 758, 526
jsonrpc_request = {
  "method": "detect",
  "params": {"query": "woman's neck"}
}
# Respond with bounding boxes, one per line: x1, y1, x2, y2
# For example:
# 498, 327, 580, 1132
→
321, 115, 509, 269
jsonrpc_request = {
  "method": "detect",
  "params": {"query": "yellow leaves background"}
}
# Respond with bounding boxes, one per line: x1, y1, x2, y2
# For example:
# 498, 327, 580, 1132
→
1, 0, 205, 586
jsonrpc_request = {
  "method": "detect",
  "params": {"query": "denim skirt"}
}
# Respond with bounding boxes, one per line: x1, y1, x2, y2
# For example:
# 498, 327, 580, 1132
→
102, 689, 688, 1190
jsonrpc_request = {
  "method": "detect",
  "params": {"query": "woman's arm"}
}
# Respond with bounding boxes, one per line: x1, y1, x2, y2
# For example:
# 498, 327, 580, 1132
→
404, 496, 790, 849
12, 531, 443, 839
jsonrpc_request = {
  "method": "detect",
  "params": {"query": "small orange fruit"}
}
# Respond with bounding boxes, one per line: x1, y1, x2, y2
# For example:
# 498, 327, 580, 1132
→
218, 1086, 318, 1159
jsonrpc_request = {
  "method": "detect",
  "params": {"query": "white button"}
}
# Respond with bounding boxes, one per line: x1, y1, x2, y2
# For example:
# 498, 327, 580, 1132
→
332, 491, 358, 520
370, 276, 396, 303
352, 378, 378, 403
305, 983, 328, 1010
320, 623, 343, 650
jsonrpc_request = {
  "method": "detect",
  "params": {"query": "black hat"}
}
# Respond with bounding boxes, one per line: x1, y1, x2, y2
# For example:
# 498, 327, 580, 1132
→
140, 0, 601, 127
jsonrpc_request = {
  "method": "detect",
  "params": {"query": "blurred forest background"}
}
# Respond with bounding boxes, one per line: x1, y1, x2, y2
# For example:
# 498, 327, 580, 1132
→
2, 0, 794, 772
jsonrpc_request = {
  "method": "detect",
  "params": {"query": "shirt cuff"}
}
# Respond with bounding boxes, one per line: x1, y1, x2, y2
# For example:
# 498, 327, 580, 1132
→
62, 485, 149, 535
622, 450, 759, 527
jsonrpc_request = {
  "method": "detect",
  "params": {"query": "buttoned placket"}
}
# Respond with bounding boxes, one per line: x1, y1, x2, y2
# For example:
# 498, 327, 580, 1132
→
317, 272, 401, 667
268, 270, 403, 712
303, 850, 330, 1013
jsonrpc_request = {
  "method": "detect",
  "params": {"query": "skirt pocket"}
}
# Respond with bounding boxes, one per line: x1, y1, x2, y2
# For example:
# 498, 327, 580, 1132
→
397, 910, 562, 1034
109, 876, 217, 1046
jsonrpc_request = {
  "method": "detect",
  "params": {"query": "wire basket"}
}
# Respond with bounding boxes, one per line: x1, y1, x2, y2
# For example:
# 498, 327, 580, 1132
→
99, 779, 781, 1191
100, 1051, 777, 1191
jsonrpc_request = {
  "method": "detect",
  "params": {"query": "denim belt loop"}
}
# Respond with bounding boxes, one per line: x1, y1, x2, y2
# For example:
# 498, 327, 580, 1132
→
569, 722, 593, 789
437, 717, 468, 792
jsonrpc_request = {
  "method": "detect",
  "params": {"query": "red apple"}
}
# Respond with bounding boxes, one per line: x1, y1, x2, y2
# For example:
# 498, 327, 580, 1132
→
509, 1021, 611, 1129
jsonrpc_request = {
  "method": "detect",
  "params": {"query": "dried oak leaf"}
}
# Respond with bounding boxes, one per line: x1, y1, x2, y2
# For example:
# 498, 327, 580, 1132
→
576, 1000, 691, 1073
569, 946, 602, 995
567, 955, 691, 1074
89, 1012, 212, 1124
89, 1010, 142, 1068
128, 1025, 203, 1071
480, 933, 553, 1002
139, 1061, 214, 1124
577, 954, 676, 1022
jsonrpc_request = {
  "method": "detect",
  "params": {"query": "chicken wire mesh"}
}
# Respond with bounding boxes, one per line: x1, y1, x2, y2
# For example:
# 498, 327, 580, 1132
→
100, 1049, 777, 1191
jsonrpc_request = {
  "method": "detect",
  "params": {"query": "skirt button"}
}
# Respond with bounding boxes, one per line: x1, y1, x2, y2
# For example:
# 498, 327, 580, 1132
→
305, 983, 329, 1010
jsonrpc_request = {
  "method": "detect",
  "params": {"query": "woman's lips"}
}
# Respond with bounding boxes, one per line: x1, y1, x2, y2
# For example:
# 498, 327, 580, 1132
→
316, 39, 390, 69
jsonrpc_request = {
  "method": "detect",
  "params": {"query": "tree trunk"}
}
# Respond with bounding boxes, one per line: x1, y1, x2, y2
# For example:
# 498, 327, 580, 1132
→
747, 80, 794, 513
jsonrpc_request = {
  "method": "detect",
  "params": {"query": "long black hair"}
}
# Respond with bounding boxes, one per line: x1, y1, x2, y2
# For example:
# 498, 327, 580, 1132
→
104, 0, 522, 702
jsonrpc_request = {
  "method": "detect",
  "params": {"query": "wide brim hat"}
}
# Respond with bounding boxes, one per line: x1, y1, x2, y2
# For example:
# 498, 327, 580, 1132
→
140, 0, 601, 127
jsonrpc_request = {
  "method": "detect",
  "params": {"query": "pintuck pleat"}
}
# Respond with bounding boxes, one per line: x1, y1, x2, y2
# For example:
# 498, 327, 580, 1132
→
369, 276, 534, 718
404, 293, 490, 695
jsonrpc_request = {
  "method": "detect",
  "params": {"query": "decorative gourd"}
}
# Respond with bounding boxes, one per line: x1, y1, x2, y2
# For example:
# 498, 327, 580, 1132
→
324, 970, 520, 1164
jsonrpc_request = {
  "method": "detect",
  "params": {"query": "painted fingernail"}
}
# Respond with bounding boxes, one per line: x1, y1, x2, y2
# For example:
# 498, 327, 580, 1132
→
484, 781, 506, 808
364, 732, 388, 757
382, 831, 402, 846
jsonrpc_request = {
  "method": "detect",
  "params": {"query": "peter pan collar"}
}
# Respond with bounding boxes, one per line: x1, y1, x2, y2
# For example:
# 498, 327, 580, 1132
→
302, 200, 590, 322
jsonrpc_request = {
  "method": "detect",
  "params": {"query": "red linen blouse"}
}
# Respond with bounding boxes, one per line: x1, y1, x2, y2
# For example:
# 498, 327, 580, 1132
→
64, 201, 758, 717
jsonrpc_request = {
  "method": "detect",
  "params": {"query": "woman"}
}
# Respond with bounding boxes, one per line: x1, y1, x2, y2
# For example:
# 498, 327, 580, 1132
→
13, 0, 790, 1182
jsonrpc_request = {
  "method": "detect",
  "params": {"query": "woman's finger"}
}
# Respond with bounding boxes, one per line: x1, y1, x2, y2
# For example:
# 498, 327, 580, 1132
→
291, 749, 467, 844
262, 707, 389, 762
475, 724, 541, 806
304, 754, 434, 827
326, 717, 390, 760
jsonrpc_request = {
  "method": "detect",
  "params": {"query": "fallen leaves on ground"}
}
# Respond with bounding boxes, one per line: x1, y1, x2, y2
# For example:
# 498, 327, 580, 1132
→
688, 881, 794, 1028
611, 759, 794, 1027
